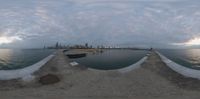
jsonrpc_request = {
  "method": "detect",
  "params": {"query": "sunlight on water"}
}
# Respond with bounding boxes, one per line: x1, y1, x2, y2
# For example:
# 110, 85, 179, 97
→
0, 49, 54, 70
0, 49, 13, 65
184, 49, 200, 64
159, 49, 200, 69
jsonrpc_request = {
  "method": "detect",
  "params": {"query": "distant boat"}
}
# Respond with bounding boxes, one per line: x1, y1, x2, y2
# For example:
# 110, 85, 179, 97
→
63, 49, 69, 52
66, 53, 86, 59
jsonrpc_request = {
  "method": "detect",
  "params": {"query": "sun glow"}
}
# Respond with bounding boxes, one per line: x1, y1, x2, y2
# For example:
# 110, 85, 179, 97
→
172, 37, 200, 46
0, 36, 22, 45
185, 37, 200, 46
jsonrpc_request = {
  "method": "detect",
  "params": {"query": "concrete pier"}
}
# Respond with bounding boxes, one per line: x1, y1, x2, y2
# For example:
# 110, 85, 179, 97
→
0, 50, 200, 99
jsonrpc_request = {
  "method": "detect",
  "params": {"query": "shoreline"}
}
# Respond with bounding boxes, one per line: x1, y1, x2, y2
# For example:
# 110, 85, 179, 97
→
0, 52, 55, 81
156, 51, 200, 80
148, 52, 200, 91
0, 50, 200, 98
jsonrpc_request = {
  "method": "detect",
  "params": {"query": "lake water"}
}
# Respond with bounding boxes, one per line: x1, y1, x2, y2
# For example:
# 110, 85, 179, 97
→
158, 49, 200, 70
0, 49, 55, 70
72, 49, 149, 70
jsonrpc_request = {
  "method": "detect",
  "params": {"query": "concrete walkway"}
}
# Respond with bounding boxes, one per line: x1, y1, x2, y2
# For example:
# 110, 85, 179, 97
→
0, 50, 200, 99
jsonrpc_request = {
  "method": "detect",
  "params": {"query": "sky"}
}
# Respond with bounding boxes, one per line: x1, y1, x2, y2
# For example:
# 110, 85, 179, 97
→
0, 0, 200, 49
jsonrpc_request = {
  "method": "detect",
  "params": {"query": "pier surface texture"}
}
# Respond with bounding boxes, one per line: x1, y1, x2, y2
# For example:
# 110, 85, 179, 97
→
0, 50, 200, 99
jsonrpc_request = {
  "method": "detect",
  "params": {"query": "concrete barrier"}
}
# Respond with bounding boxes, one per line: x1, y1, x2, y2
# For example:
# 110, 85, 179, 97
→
0, 54, 55, 80
156, 51, 200, 80
86, 56, 148, 73
118, 56, 148, 73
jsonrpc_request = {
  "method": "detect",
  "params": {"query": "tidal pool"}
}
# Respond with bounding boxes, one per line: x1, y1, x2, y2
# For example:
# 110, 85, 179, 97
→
72, 49, 149, 70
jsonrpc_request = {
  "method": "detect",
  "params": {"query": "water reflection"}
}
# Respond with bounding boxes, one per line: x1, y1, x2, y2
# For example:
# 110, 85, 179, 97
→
0, 49, 13, 66
159, 49, 200, 69
184, 49, 200, 65
72, 50, 149, 70
0, 49, 54, 70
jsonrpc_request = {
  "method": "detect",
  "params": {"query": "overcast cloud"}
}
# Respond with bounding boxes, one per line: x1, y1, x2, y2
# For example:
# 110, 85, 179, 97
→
0, 0, 200, 48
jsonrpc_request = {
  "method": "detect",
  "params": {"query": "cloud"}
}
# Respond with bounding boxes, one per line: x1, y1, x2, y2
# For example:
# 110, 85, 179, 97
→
68, 0, 188, 4
0, 0, 200, 48
0, 36, 22, 45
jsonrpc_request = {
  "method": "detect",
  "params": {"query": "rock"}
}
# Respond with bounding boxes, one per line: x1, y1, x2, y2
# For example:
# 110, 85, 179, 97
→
39, 74, 60, 85
22, 75, 35, 82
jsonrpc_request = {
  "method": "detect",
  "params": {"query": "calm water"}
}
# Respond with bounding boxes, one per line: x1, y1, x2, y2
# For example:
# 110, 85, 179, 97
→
0, 49, 55, 70
72, 49, 149, 70
158, 49, 200, 69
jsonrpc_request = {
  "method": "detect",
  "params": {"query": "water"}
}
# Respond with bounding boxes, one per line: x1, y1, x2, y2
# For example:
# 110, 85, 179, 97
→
72, 49, 149, 70
158, 49, 200, 70
0, 49, 55, 70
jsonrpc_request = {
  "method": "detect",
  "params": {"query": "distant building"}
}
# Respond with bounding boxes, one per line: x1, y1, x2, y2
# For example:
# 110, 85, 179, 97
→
85, 43, 88, 48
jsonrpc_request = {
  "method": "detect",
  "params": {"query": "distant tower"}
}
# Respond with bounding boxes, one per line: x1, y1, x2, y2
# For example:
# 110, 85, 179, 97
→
55, 42, 59, 49
85, 43, 88, 48
97, 45, 100, 49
